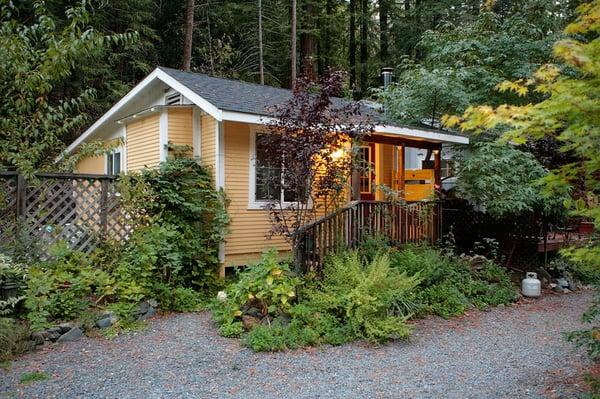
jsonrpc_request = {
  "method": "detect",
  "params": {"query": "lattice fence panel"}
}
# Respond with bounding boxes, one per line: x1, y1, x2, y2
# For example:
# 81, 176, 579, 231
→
0, 173, 131, 254
0, 174, 17, 238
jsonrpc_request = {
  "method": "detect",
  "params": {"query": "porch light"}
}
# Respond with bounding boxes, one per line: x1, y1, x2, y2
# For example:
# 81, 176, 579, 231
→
330, 148, 345, 160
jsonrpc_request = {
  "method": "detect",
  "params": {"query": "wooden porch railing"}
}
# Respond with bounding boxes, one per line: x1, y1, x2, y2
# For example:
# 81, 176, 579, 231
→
292, 200, 441, 273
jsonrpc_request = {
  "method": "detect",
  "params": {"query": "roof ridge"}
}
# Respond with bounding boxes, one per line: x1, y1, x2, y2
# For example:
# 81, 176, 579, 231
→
158, 66, 293, 94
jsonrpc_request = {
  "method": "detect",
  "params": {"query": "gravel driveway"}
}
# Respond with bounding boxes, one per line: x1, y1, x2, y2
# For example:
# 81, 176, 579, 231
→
1, 290, 593, 399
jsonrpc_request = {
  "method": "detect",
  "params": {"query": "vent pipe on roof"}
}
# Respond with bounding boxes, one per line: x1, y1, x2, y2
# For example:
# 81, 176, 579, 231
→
381, 67, 393, 89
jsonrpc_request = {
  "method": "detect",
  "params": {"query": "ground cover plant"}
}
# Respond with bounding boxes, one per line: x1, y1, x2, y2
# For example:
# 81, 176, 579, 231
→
212, 240, 518, 352
0, 157, 228, 359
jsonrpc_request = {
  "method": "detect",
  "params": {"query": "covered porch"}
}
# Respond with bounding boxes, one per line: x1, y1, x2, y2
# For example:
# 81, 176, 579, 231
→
351, 133, 449, 203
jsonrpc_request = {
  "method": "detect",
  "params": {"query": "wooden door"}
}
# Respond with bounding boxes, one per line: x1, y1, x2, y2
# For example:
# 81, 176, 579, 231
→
358, 143, 375, 200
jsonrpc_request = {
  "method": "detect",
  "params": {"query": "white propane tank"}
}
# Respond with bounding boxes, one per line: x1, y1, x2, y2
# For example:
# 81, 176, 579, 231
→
522, 272, 541, 297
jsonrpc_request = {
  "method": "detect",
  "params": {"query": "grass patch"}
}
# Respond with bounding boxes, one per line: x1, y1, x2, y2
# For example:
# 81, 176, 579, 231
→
19, 371, 49, 384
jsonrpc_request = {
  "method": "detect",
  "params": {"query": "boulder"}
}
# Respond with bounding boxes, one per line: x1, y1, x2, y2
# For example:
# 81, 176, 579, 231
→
272, 314, 291, 327
56, 327, 84, 343
46, 327, 62, 341
96, 315, 117, 329
58, 322, 75, 333
137, 306, 156, 321
30, 332, 45, 345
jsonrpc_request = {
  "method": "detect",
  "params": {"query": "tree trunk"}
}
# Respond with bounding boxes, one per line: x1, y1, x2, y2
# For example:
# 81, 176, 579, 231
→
205, 0, 214, 74
258, 0, 264, 84
322, 0, 334, 72
300, 1, 317, 81
359, 0, 369, 96
349, 0, 357, 93
182, 0, 195, 71
291, 0, 297, 88
379, 0, 389, 67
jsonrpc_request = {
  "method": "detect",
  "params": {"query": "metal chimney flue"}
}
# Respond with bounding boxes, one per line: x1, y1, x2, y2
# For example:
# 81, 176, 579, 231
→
382, 67, 393, 89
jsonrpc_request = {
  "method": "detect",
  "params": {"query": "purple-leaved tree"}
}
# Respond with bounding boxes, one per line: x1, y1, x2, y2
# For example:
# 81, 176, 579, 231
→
259, 70, 373, 247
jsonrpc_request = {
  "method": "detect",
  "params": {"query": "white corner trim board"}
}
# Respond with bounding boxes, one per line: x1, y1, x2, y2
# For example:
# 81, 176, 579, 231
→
159, 109, 169, 162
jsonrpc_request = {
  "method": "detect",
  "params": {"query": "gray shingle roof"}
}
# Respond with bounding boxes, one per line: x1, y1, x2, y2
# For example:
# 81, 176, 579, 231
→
160, 67, 301, 116
159, 67, 466, 139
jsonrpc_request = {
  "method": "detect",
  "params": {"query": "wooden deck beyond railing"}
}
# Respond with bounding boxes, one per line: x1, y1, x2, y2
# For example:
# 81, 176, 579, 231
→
293, 200, 440, 273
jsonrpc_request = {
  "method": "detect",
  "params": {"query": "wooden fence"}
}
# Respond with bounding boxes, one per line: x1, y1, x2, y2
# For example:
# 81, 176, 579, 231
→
293, 200, 440, 273
0, 172, 130, 254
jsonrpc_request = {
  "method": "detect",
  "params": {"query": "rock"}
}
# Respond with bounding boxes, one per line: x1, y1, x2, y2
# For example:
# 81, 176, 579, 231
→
58, 322, 75, 333
553, 285, 564, 293
242, 315, 260, 329
563, 288, 572, 294
30, 332, 45, 345
46, 327, 62, 341
244, 307, 262, 319
148, 299, 158, 308
137, 306, 156, 321
556, 277, 570, 289
497, 304, 506, 309
217, 291, 228, 302
96, 315, 117, 329
260, 316, 273, 326
56, 327, 84, 343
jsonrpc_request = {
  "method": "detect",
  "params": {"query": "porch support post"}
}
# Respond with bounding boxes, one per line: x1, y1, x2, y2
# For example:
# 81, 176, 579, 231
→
351, 139, 360, 201
398, 144, 405, 200
433, 145, 441, 188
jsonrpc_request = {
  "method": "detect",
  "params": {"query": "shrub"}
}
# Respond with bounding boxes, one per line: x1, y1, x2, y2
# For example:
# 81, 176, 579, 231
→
123, 157, 229, 289
304, 252, 418, 343
214, 250, 418, 351
0, 317, 35, 361
390, 244, 517, 317
211, 249, 300, 337
24, 243, 113, 331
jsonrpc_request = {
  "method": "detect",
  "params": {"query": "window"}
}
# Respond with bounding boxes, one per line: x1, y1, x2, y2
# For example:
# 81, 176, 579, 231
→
250, 133, 298, 207
106, 150, 122, 175
165, 92, 182, 105
441, 159, 454, 179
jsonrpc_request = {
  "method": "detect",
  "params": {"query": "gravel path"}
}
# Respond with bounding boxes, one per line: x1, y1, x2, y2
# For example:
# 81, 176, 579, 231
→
1, 290, 593, 399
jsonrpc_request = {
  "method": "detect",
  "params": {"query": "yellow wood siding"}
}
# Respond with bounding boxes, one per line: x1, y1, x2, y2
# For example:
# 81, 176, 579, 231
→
126, 113, 160, 171
223, 121, 289, 266
201, 114, 216, 176
168, 107, 193, 151
75, 155, 104, 174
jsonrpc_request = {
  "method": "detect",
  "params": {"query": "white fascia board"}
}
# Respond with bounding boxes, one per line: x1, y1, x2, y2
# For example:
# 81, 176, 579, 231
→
222, 110, 469, 145
374, 125, 469, 145
65, 69, 163, 154
221, 111, 275, 125
155, 69, 222, 122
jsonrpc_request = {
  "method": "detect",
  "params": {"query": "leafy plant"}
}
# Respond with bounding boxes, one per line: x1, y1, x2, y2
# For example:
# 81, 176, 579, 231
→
212, 249, 300, 336
24, 243, 113, 331
19, 371, 49, 384
0, 318, 35, 362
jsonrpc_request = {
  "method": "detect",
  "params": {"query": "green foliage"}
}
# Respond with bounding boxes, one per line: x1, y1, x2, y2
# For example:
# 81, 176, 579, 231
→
380, 3, 567, 125
120, 157, 229, 289
211, 249, 300, 337
0, 318, 35, 362
389, 244, 517, 318
213, 250, 417, 351
0, 0, 135, 175
305, 252, 418, 343
24, 243, 113, 331
455, 142, 566, 219
19, 371, 49, 384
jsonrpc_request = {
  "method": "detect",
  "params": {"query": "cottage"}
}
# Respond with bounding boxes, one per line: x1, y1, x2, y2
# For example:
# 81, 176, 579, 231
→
67, 67, 468, 273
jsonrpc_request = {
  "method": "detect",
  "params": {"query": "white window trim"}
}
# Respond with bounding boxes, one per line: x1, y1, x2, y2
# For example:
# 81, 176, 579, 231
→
104, 147, 124, 175
248, 128, 312, 210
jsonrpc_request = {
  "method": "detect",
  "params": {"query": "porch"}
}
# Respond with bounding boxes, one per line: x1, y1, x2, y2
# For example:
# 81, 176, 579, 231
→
350, 134, 446, 203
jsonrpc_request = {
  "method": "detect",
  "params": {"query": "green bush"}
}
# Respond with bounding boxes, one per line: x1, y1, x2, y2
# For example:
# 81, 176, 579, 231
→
211, 249, 300, 337
0, 317, 35, 361
390, 245, 517, 317
213, 250, 418, 351
24, 243, 113, 331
